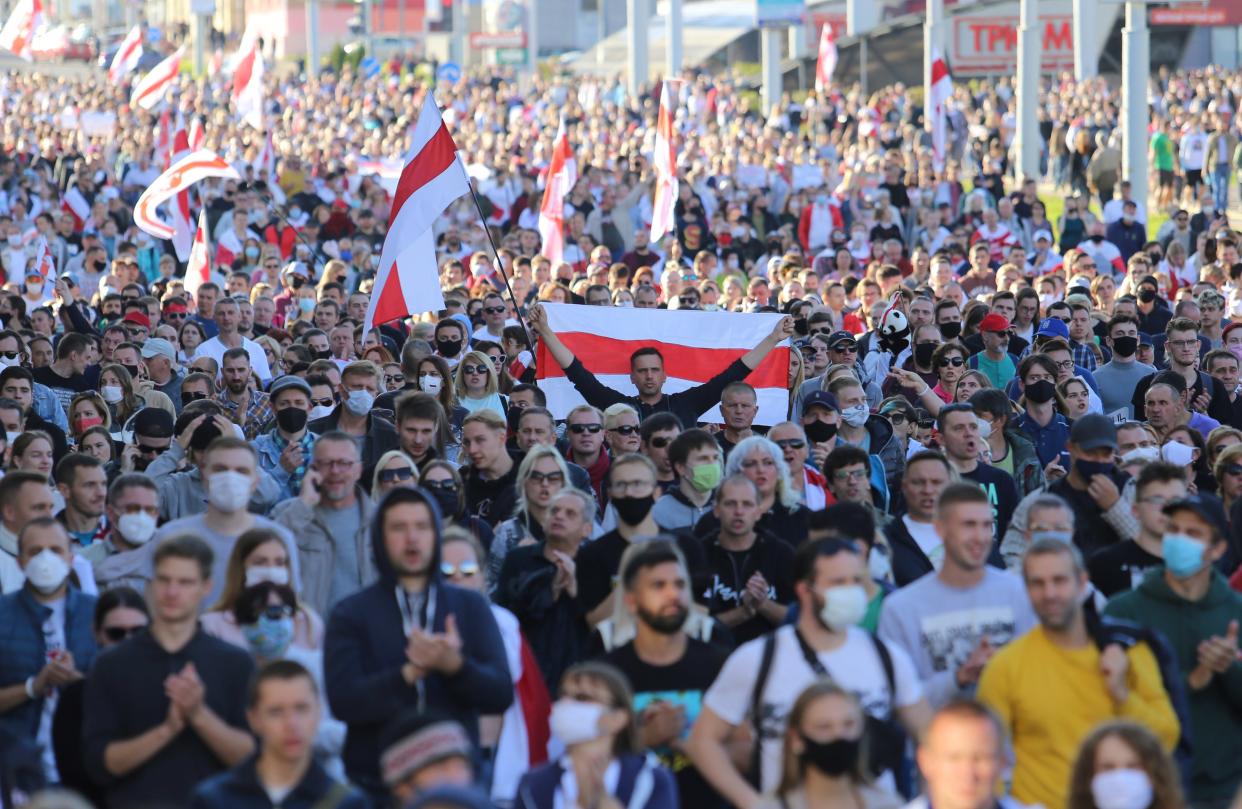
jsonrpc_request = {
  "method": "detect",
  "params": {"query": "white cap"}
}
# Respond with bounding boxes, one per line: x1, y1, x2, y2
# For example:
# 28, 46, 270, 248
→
1033, 229, 1052, 243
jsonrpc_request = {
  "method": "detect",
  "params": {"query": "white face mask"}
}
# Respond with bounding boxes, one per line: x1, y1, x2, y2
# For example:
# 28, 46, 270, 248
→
819, 584, 868, 631
840, 404, 869, 428
344, 389, 374, 416
1121, 446, 1160, 465
245, 565, 290, 587
0, 355, 19, 369
308, 404, 335, 421
1160, 441, 1195, 467
548, 699, 608, 747
6, 430, 19, 446
101, 386, 124, 403
868, 546, 892, 583
419, 375, 443, 395
207, 471, 252, 513
24, 548, 70, 594
1091, 768, 1154, 809
976, 417, 992, 439
116, 511, 157, 545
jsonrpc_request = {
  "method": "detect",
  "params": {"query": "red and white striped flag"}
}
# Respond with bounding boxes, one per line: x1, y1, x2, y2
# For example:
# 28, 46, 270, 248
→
134, 150, 240, 241
535, 304, 791, 425
815, 23, 838, 93
0, 0, 43, 61
131, 47, 184, 111
188, 116, 206, 151
32, 235, 54, 279
184, 208, 212, 301
256, 130, 286, 204
929, 47, 952, 171
61, 186, 90, 231
537, 118, 576, 264
649, 82, 678, 245
216, 229, 242, 268
363, 92, 470, 332
232, 36, 264, 130
168, 113, 194, 261
108, 24, 143, 84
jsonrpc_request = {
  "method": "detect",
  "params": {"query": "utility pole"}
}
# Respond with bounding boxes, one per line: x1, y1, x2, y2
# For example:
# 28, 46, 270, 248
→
667, 0, 682, 76
1013, 0, 1041, 181
1072, 0, 1097, 80
760, 27, 781, 113
627, 0, 648, 97
1121, 0, 1149, 204
306, 0, 319, 76
924, 0, 944, 107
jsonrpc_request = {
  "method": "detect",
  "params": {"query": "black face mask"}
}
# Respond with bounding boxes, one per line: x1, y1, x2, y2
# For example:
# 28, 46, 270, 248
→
1075, 458, 1114, 479
312, 349, 332, 360
914, 343, 937, 368
939, 321, 962, 340
1024, 379, 1056, 404
1111, 335, 1138, 357
1138, 288, 1157, 304
429, 486, 460, 519
436, 338, 462, 357
181, 391, 208, 404
804, 419, 839, 444
290, 276, 307, 290
612, 494, 655, 526
800, 736, 861, 777
91, 259, 107, 272
122, 364, 141, 379
1090, 234, 1105, 243
793, 318, 809, 336
275, 407, 309, 434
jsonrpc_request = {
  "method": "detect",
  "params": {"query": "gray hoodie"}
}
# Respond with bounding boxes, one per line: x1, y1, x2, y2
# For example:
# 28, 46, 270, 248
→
145, 442, 285, 522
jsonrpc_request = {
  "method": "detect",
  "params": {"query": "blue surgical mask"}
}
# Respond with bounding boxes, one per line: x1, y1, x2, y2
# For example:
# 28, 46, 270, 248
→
1162, 533, 1206, 579
245, 246, 260, 260
241, 614, 294, 659
1030, 530, 1073, 545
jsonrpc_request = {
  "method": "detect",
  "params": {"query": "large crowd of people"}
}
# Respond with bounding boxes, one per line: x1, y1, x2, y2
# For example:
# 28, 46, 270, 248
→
0, 39, 1240, 809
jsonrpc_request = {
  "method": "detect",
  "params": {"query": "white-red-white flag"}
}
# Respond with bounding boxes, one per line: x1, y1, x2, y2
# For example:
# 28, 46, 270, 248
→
188, 116, 206, 151
649, 81, 679, 245
929, 47, 952, 171
815, 23, 838, 93
364, 93, 470, 332
0, 0, 43, 61
168, 113, 194, 261
536, 304, 791, 425
61, 186, 89, 232
537, 118, 577, 264
131, 47, 184, 111
184, 209, 212, 301
232, 36, 264, 130
33, 235, 54, 279
134, 150, 240, 241
108, 24, 144, 84
216, 229, 242, 268
256, 130, 286, 204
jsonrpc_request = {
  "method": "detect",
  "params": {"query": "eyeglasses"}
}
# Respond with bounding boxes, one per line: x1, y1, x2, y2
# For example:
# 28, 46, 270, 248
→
483, 306, 506, 315
884, 412, 908, 424
384, 374, 405, 387
316, 459, 357, 470
102, 625, 145, 642
569, 423, 603, 434
775, 438, 806, 450
678, 297, 698, 306
832, 468, 868, 481
1168, 339, 1199, 349
1226, 464, 1242, 477
938, 357, 965, 368
647, 436, 674, 449
1052, 359, 1074, 370
528, 470, 565, 485
378, 467, 415, 483
164, 312, 186, 320
441, 560, 480, 577
609, 425, 639, 436
462, 364, 489, 375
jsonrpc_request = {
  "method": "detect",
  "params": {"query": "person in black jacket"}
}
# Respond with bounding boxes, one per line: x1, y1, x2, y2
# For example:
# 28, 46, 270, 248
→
527, 303, 794, 427
323, 486, 512, 804
884, 450, 953, 586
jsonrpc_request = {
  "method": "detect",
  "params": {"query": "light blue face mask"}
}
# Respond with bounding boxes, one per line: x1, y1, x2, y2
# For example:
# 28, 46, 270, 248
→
1162, 533, 1206, 579
241, 614, 294, 660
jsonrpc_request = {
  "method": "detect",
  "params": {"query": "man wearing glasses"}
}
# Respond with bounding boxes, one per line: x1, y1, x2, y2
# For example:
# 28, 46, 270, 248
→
475, 292, 510, 342
1132, 316, 1233, 425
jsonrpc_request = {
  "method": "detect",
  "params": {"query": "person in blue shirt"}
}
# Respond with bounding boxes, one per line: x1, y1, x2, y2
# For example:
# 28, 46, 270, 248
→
1014, 354, 1071, 469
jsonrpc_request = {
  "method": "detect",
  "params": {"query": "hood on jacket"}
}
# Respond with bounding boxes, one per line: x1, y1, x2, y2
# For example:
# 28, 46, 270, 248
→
1135, 564, 1235, 607
371, 486, 445, 590
864, 412, 896, 452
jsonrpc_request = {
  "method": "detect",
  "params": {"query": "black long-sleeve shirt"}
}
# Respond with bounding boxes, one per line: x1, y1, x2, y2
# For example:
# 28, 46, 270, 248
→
563, 356, 753, 428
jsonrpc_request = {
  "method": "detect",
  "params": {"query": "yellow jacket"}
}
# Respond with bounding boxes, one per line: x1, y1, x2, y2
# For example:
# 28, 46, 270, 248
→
977, 625, 1179, 809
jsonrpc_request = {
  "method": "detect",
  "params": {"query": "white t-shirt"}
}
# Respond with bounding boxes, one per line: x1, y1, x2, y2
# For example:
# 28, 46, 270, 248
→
703, 625, 923, 793
902, 516, 944, 570
193, 335, 273, 382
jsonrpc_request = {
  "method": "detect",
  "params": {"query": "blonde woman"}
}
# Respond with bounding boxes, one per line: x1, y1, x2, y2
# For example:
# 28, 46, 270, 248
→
454, 349, 508, 415
371, 449, 420, 497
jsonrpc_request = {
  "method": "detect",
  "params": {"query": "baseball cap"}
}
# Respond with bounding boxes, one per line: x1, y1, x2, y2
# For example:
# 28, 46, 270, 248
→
140, 338, 179, 368
1033, 229, 1052, 243
131, 407, 174, 439
804, 390, 840, 413
1069, 413, 1117, 451
122, 311, 151, 330
1139, 332, 1154, 347
283, 261, 311, 279
1036, 318, 1069, 340
978, 313, 1010, 333
163, 301, 188, 315
825, 331, 857, 350
269, 375, 313, 400
1162, 495, 1229, 542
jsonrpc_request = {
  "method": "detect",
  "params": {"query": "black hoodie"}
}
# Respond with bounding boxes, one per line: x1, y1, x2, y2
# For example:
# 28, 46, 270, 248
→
323, 487, 513, 797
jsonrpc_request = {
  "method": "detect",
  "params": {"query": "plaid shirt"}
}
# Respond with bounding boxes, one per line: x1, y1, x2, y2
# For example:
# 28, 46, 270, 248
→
218, 390, 274, 439
1070, 339, 1098, 372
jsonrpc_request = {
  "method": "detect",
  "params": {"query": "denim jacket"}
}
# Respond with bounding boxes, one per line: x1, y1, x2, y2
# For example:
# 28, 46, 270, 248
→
0, 587, 97, 738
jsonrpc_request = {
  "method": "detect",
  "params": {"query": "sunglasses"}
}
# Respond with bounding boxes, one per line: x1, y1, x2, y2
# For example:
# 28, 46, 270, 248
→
462, 364, 489, 375
378, 467, 416, 483
0, 351, 19, 360
261, 604, 295, 621
483, 306, 506, 315
422, 479, 458, 493
528, 470, 565, 484
102, 625, 145, 642
938, 357, 966, 368
678, 297, 698, 306
609, 425, 639, 436
384, 374, 405, 386
164, 312, 186, 320
569, 423, 603, 434
884, 412, 908, 424
1226, 463, 1242, 476
774, 438, 806, 450
311, 397, 336, 408
136, 443, 167, 455
441, 560, 480, 577
648, 436, 673, 449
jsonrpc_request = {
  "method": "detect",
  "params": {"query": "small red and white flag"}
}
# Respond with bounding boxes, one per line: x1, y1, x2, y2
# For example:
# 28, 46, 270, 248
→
131, 47, 184, 111
537, 117, 576, 264
256, 130, 286, 204
109, 24, 144, 84
61, 186, 90, 232
0, 0, 43, 62
168, 113, 194, 261
32, 235, 54, 279
184, 208, 212, 301
649, 81, 679, 245
815, 23, 838, 94
188, 116, 206, 151
364, 92, 471, 332
216, 229, 242, 268
232, 35, 264, 130
536, 304, 791, 425
134, 149, 240, 241
929, 47, 952, 171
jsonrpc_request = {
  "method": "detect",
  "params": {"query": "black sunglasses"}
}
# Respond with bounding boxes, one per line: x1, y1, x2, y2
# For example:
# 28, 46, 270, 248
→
774, 438, 806, 450
311, 397, 336, 407
483, 306, 506, 315
648, 436, 673, 449
462, 364, 489, 375
569, 423, 603, 434
136, 443, 166, 455
103, 625, 144, 642
422, 479, 458, 492
609, 425, 639, 436
938, 357, 966, 368
379, 467, 416, 483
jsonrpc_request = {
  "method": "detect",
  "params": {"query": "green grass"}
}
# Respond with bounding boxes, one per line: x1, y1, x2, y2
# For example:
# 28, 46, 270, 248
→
1037, 184, 1168, 252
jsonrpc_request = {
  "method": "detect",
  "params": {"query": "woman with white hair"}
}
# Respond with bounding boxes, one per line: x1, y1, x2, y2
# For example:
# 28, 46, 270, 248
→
693, 435, 810, 546
486, 444, 574, 592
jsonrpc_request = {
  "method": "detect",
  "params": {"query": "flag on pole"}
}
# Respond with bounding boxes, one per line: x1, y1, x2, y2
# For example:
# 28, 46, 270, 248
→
929, 47, 952, 171
216, 229, 242, 268
537, 118, 576, 264
535, 304, 791, 425
168, 114, 194, 261
815, 23, 838, 93
134, 150, 241, 241
108, 24, 143, 83
256, 131, 286, 204
61, 186, 90, 231
363, 92, 471, 332
649, 81, 679, 245
184, 209, 212, 301
131, 47, 184, 111
32, 236, 54, 279
0, 0, 43, 61
232, 36, 264, 130
188, 116, 206, 151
